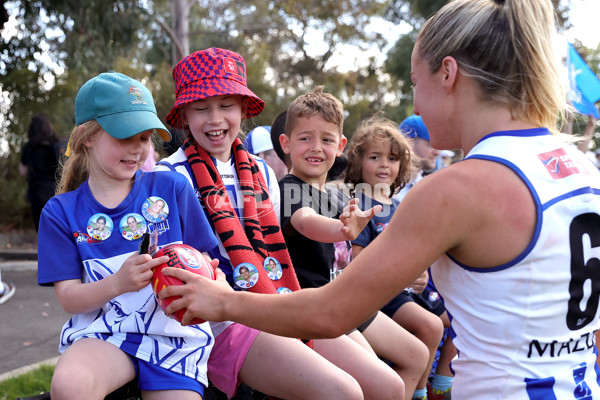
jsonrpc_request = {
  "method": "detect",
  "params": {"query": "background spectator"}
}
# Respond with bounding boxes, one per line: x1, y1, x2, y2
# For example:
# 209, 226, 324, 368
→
19, 114, 64, 231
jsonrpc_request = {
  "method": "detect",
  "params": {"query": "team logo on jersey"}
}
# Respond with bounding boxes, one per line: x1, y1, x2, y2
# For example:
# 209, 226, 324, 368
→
376, 222, 388, 234
538, 148, 581, 179
73, 231, 101, 244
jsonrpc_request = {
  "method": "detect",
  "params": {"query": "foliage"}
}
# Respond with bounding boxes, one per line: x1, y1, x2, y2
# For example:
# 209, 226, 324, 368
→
0, 0, 596, 227
0, 364, 54, 399
1, 0, 396, 124
382, 0, 448, 119
572, 40, 600, 75
0, 0, 398, 229
383, 0, 600, 144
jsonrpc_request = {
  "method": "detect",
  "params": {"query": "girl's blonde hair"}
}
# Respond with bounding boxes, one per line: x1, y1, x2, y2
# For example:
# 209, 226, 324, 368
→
345, 115, 415, 196
416, 0, 567, 133
56, 121, 103, 194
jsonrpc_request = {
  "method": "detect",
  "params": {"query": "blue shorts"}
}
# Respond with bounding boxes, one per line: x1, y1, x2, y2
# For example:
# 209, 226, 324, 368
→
381, 289, 445, 318
128, 356, 205, 396
413, 288, 445, 317
381, 291, 414, 318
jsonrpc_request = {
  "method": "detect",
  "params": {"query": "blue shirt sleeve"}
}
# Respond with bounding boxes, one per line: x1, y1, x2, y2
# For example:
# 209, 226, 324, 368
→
37, 198, 84, 286
352, 220, 376, 248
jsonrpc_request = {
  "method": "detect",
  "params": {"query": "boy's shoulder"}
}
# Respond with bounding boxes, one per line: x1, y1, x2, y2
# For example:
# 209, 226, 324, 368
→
279, 174, 312, 193
279, 173, 303, 186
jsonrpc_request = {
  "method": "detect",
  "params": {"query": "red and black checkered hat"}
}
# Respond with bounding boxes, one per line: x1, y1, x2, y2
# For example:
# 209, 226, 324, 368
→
166, 48, 265, 129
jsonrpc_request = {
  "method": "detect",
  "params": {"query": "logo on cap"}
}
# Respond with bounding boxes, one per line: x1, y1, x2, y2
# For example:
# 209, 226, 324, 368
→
128, 85, 148, 105
224, 57, 244, 78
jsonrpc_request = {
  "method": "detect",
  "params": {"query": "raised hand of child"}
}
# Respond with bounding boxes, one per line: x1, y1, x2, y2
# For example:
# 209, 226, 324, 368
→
339, 198, 382, 241
115, 253, 169, 294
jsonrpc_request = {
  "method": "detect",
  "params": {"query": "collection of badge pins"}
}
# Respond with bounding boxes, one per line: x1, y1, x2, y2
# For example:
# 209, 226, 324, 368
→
86, 196, 169, 242
87, 196, 291, 293
233, 257, 290, 293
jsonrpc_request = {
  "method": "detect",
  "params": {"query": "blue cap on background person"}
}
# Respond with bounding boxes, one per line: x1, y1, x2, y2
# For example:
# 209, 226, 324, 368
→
400, 115, 429, 141
75, 71, 171, 142
244, 126, 273, 155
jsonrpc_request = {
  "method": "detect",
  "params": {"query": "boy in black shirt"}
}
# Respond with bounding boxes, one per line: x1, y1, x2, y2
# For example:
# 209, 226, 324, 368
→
278, 86, 429, 398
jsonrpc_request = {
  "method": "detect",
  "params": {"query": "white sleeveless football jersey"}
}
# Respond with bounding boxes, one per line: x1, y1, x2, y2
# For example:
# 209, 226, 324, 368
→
431, 128, 600, 400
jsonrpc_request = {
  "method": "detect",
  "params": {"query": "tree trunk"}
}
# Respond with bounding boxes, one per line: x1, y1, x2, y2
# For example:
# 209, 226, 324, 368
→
171, 0, 190, 63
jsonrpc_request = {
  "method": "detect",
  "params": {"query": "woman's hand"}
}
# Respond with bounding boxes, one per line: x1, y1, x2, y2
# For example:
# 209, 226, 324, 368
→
157, 261, 234, 325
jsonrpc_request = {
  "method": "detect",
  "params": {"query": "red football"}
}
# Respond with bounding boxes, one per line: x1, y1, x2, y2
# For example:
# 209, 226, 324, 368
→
152, 244, 215, 325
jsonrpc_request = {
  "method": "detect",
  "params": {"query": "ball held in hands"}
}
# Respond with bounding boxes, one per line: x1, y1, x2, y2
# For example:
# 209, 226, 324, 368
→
152, 244, 215, 325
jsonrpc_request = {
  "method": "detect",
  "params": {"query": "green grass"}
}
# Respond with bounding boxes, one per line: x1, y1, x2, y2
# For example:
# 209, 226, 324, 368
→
0, 364, 53, 399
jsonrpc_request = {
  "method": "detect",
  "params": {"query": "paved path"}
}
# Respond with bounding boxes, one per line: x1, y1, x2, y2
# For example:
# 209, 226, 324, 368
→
0, 262, 69, 379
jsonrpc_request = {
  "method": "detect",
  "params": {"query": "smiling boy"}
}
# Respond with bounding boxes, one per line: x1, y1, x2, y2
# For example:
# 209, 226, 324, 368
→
278, 86, 379, 287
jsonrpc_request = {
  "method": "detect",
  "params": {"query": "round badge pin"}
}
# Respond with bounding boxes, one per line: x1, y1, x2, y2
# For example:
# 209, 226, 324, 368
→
119, 213, 147, 241
142, 196, 169, 223
87, 213, 113, 241
233, 263, 259, 289
263, 257, 282, 281
277, 287, 293, 294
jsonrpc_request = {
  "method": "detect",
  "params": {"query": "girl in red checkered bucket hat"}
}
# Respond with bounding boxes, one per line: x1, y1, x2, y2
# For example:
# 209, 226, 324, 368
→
165, 48, 264, 135
157, 48, 401, 400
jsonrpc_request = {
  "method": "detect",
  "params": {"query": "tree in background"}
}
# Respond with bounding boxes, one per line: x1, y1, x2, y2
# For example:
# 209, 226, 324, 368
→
0, 0, 594, 228
384, 0, 573, 123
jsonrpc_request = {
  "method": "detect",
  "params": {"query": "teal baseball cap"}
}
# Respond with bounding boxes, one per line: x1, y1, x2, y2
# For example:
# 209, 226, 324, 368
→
75, 72, 171, 142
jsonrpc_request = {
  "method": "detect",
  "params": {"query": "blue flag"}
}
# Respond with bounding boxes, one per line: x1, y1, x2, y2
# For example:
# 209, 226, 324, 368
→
567, 42, 600, 119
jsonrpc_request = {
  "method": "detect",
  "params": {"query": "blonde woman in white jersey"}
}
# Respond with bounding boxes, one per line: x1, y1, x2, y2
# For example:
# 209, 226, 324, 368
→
158, 1, 600, 398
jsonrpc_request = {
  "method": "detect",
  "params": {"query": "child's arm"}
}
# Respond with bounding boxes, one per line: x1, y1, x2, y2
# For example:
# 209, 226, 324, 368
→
407, 270, 429, 295
290, 198, 381, 242
54, 253, 168, 315
289, 207, 348, 243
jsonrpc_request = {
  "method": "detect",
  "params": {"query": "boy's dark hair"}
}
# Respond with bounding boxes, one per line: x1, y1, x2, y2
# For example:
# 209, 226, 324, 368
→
284, 86, 344, 137
270, 109, 290, 168
327, 154, 348, 182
